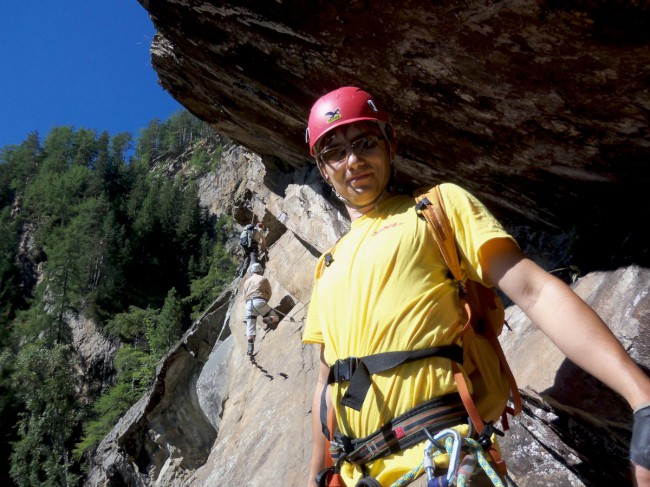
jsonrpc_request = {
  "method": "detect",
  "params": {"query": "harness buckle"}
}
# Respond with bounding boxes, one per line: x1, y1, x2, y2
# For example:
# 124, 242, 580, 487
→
332, 357, 360, 382
477, 421, 503, 450
415, 197, 431, 220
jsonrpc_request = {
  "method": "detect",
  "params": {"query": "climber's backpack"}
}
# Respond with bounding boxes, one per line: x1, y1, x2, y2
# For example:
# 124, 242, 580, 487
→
240, 224, 253, 248
414, 184, 522, 473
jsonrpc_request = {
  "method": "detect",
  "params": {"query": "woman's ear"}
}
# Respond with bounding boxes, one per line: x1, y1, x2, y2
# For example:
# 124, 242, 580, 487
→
316, 160, 331, 184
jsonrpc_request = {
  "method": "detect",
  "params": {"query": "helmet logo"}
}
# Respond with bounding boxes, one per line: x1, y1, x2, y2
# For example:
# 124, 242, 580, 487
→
367, 100, 378, 112
325, 109, 342, 124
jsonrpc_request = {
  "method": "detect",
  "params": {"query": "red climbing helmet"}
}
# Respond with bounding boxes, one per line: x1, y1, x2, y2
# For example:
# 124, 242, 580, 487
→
306, 87, 392, 156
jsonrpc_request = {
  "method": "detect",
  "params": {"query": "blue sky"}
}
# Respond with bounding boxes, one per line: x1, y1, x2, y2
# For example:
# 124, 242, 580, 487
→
0, 1, 183, 148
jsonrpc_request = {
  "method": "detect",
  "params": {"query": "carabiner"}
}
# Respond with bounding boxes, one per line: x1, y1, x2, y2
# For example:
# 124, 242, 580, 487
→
423, 428, 462, 485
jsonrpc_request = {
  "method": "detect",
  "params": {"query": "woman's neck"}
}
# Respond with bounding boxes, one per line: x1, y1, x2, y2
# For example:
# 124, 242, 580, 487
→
347, 191, 391, 221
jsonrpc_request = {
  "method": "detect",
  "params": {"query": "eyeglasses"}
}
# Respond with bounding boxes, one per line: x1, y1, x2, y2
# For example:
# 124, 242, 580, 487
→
318, 135, 381, 167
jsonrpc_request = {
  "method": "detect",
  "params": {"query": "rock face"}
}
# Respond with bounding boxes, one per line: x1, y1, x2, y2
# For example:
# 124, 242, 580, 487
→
68, 312, 120, 400
138, 0, 650, 270
86, 2, 650, 486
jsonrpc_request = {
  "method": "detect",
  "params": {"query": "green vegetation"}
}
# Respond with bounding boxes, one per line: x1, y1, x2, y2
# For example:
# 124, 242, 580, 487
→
0, 110, 237, 486
10, 342, 81, 487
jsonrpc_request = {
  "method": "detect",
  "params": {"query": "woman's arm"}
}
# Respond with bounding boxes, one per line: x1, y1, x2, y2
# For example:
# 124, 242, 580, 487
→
307, 345, 331, 487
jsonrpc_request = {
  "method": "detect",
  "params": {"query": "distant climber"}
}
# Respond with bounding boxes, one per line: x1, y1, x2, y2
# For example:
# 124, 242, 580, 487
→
239, 222, 268, 277
243, 262, 278, 356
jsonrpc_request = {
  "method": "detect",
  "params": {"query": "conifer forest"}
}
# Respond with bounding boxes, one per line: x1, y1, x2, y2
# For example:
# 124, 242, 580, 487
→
0, 111, 238, 486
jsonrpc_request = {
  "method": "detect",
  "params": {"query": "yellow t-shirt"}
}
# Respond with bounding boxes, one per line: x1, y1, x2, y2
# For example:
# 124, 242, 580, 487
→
303, 183, 516, 486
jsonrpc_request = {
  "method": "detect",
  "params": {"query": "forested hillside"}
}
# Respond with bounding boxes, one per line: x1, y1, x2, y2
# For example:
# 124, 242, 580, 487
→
0, 111, 238, 486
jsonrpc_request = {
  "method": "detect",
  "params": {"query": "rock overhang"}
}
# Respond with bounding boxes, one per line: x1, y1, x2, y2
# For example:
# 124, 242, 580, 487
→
139, 0, 650, 269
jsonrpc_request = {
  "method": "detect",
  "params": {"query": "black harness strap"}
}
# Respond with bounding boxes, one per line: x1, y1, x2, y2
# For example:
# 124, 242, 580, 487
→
320, 345, 463, 439
332, 393, 466, 466
336, 345, 463, 410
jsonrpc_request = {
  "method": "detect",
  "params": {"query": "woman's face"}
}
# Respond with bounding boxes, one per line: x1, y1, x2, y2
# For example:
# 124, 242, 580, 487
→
316, 122, 391, 211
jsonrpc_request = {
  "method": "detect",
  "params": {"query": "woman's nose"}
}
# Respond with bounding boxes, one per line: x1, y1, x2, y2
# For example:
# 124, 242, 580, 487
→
345, 151, 362, 167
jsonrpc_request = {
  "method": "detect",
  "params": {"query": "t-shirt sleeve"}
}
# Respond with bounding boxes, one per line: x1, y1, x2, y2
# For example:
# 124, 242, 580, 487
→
302, 256, 326, 345
439, 183, 519, 284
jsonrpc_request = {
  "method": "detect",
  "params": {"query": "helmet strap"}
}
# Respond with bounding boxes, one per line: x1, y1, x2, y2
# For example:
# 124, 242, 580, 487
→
332, 185, 391, 212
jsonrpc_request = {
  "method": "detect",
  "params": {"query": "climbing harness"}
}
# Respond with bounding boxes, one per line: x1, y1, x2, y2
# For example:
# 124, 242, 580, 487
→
324, 425, 506, 487
246, 298, 274, 321
317, 347, 465, 482
316, 394, 468, 487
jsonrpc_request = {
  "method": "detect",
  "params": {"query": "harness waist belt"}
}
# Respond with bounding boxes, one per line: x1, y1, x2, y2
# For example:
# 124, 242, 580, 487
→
331, 393, 466, 466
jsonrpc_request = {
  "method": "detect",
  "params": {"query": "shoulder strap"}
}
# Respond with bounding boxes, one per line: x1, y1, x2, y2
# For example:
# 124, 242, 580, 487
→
415, 185, 466, 283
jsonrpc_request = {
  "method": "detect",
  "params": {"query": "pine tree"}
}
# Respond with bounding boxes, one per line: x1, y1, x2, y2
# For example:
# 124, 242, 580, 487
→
10, 342, 81, 487
147, 287, 183, 358
0, 208, 21, 335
